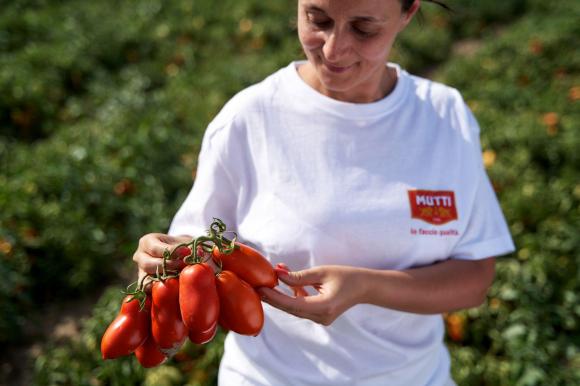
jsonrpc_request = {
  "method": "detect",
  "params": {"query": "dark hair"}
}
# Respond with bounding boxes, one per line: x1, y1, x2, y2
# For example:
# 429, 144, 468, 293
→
401, 0, 451, 12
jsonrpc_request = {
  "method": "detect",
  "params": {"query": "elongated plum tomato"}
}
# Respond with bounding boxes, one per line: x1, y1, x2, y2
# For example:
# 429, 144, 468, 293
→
134, 334, 166, 368
216, 270, 264, 336
212, 243, 277, 288
101, 295, 150, 360
189, 322, 217, 344
151, 277, 187, 356
179, 263, 220, 334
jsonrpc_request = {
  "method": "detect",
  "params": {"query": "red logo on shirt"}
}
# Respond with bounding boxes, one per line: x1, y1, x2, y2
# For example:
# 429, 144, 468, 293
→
408, 190, 458, 225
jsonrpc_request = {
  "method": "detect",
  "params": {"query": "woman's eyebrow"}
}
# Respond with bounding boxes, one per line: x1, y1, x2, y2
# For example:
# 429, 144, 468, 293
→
304, 5, 386, 23
351, 15, 387, 23
304, 5, 326, 13
304, 4, 387, 23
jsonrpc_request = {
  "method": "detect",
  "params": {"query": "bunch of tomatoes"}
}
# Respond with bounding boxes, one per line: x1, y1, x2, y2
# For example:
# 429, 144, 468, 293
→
100, 219, 278, 368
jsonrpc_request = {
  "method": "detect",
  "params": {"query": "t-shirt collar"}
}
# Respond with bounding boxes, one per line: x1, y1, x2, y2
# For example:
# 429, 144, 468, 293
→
286, 60, 409, 120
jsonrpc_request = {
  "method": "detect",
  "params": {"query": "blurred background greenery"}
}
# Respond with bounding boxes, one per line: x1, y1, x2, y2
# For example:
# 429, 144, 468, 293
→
0, 0, 578, 385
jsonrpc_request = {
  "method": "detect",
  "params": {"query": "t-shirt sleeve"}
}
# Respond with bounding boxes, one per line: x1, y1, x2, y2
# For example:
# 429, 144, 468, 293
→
167, 121, 238, 238
450, 102, 515, 261
451, 168, 516, 260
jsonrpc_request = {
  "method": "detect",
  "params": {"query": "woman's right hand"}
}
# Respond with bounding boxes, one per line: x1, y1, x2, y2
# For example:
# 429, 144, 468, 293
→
132, 233, 192, 288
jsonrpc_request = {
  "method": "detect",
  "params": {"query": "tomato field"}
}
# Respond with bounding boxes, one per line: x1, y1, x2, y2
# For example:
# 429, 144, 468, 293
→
0, 0, 578, 385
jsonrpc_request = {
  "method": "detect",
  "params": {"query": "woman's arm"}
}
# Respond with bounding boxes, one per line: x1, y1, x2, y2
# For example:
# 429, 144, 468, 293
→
362, 257, 496, 314
258, 257, 496, 325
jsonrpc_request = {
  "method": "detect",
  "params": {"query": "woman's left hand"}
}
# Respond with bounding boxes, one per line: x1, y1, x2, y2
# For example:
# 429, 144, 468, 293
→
257, 264, 366, 326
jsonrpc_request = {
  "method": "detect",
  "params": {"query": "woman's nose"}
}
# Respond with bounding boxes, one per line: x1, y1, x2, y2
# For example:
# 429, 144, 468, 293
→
322, 28, 351, 62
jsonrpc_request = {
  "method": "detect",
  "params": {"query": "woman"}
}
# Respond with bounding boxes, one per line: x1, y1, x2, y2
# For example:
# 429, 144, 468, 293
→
133, 0, 515, 384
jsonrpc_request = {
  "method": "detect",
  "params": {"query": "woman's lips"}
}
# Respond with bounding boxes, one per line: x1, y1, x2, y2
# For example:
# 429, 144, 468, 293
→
324, 62, 352, 73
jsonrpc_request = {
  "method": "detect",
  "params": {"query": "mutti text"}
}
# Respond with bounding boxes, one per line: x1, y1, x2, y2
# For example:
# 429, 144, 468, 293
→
414, 194, 453, 207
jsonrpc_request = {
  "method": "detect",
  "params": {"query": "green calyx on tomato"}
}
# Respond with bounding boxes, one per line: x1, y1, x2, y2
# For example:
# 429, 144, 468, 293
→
122, 273, 151, 311
208, 218, 277, 289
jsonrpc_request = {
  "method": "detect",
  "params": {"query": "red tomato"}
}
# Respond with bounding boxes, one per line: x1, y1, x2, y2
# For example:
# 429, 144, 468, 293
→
189, 322, 217, 344
175, 246, 192, 258
212, 242, 277, 288
216, 270, 264, 336
134, 334, 166, 368
101, 295, 150, 360
174, 245, 208, 271
151, 277, 187, 356
179, 263, 220, 334
218, 312, 231, 331
173, 246, 191, 271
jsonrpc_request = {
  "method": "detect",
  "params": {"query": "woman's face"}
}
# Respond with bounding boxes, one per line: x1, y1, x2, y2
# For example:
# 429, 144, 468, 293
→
297, 0, 419, 102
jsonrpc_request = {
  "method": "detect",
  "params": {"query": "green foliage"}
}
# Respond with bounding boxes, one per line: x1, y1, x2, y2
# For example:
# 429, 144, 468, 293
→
0, 0, 577, 384
438, 1, 580, 384
0, 0, 298, 343
0, 86, 200, 341
394, 0, 537, 74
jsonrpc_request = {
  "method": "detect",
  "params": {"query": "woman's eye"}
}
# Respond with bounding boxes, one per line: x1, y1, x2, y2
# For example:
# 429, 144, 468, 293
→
306, 12, 332, 29
305, 12, 377, 38
352, 26, 375, 38
311, 19, 332, 29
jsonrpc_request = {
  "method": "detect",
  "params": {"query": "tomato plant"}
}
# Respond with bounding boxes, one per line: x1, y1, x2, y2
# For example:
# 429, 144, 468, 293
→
212, 242, 277, 288
101, 295, 150, 360
151, 277, 187, 356
216, 270, 264, 336
179, 262, 220, 334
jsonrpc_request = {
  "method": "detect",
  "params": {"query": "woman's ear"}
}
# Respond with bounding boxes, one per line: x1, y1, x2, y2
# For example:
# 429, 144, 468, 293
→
399, 0, 421, 31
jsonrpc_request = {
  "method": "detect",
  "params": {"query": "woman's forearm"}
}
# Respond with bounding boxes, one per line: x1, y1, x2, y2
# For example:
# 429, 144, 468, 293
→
259, 257, 497, 325
357, 257, 496, 314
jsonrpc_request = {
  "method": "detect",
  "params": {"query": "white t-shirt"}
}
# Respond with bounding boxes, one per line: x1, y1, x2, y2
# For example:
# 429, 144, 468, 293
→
169, 61, 515, 386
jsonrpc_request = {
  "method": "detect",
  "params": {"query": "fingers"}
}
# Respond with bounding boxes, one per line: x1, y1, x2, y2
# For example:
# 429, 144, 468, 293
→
133, 250, 170, 274
274, 264, 309, 297
133, 233, 192, 274
276, 262, 291, 271
138, 267, 154, 293
275, 266, 323, 287
259, 287, 319, 315
258, 287, 334, 325
293, 286, 309, 297
138, 233, 190, 257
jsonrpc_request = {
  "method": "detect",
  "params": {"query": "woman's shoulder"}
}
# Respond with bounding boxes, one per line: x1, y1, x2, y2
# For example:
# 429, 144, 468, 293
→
401, 68, 478, 130
213, 64, 291, 121
395, 67, 481, 146
402, 70, 465, 111
203, 64, 291, 140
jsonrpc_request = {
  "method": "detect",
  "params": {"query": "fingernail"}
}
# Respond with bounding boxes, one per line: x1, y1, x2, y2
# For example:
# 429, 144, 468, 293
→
274, 267, 289, 276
